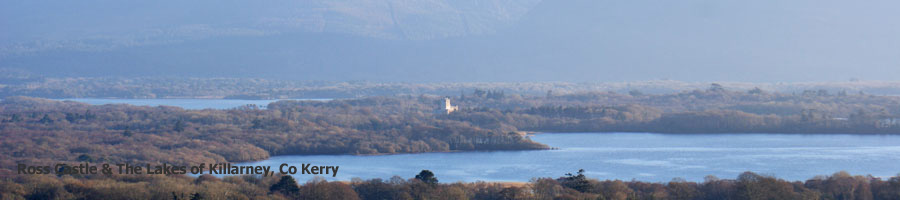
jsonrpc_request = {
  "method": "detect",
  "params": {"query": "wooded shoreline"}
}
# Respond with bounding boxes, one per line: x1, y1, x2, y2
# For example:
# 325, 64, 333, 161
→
4, 85, 900, 199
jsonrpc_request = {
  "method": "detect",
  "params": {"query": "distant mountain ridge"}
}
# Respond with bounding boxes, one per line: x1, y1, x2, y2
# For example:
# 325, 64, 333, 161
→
0, 0, 540, 56
2, 0, 900, 82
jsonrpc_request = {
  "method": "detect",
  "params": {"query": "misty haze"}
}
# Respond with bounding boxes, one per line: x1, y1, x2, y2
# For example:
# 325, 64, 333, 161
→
3, 0, 900, 82
3, 1, 900, 200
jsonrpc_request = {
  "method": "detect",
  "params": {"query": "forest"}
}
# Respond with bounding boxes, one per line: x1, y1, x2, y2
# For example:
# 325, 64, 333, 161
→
2, 169, 899, 200
445, 85, 900, 134
4, 85, 900, 175
4, 83, 900, 199
6, 71, 900, 99
0, 96, 546, 171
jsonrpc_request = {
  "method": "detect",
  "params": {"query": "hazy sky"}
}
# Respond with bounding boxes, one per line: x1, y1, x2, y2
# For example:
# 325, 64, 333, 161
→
1, 0, 899, 82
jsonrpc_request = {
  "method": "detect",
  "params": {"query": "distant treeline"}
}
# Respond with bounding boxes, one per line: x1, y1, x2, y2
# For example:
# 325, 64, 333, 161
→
5, 86, 900, 199
447, 85, 900, 134
4, 86, 900, 171
7, 73, 900, 99
1, 170, 898, 200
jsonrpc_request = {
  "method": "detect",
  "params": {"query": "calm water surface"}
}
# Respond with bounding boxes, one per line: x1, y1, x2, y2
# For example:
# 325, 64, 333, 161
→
241, 133, 900, 183
52, 99, 900, 182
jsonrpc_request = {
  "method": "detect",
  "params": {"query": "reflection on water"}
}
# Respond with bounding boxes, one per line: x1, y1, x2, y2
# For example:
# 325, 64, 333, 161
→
239, 132, 900, 182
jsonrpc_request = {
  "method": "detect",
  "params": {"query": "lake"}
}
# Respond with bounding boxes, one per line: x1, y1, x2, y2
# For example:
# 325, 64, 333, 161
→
58, 98, 330, 110
50, 99, 900, 183
240, 132, 900, 183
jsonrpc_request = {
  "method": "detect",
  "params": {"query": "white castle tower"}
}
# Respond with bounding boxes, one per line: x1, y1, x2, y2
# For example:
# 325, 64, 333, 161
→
437, 97, 458, 114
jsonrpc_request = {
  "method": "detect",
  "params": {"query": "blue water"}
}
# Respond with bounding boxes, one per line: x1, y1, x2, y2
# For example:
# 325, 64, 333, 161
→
239, 133, 900, 183
58, 98, 330, 110
51, 99, 900, 182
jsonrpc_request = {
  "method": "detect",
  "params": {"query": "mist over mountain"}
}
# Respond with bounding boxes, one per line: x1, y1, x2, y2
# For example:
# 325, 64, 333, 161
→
2, 0, 899, 82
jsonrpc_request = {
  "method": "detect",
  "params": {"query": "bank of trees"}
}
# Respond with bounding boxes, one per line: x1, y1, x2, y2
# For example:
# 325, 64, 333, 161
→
539, 170, 900, 200
2, 170, 899, 200
4, 88, 900, 174
5, 87, 900, 199
441, 86, 900, 134
0, 96, 547, 170
9, 74, 900, 100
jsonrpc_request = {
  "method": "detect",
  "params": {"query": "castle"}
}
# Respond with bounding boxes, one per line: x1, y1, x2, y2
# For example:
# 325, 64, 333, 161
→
437, 97, 458, 114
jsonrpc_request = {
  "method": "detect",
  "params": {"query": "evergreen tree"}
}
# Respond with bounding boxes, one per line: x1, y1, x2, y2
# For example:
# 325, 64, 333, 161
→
415, 170, 438, 185
270, 176, 300, 196
560, 169, 591, 193
174, 120, 186, 132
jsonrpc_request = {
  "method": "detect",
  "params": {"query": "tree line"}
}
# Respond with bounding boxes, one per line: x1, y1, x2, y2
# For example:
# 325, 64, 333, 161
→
2, 169, 899, 200
5, 86, 900, 199
0, 96, 547, 172
445, 85, 900, 134
5, 87, 900, 176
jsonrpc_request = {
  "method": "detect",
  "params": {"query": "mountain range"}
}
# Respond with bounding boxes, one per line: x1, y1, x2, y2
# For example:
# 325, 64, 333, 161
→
2, 0, 899, 82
